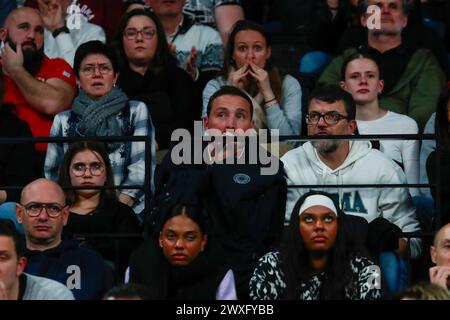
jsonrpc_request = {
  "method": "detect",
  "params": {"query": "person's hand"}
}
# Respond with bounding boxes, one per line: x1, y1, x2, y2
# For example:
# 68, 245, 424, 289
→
118, 193, 135, 207
37, 0, 65, 32
168, 43, 177, 56
0, 41, 24, 76
429, 266, 450, 290
0, 280, 8, 300
247, 63, 274, 102
228, 63, 249, 90
185, 46, 198, 80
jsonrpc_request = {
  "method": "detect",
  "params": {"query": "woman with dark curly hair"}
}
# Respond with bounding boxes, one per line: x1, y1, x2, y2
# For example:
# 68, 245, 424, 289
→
249, 190, 381, 300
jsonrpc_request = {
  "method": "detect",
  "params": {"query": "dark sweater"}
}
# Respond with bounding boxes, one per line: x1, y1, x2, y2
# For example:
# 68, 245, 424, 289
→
63, 201, 142, 278
25, 239, 108, 300
129, 237, 229, 300
0, 106, 36, 202
117, 62, 197, 149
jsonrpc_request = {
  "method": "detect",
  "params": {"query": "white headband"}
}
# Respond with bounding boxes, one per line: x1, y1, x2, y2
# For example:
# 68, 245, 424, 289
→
298, 195, 338, 216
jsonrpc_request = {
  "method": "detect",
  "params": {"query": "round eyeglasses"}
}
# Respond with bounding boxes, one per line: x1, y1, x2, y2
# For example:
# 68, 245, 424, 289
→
80, 64, 113, 76
123, 27, 156, 40
21, 203, 66, 218
305, 111, 350, 125
71, 162, 105, 177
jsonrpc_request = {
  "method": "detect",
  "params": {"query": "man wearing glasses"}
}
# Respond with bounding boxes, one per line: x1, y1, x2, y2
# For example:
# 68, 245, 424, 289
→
15, 178, 108, 300
281, 85, 421, 293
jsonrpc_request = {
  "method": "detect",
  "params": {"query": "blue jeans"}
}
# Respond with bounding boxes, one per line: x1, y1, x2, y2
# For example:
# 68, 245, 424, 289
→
379, 251, 409, 296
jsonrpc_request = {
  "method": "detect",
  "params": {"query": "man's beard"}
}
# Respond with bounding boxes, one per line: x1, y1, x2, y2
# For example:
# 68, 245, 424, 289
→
312, 139, 342, 154
5, 35, 45, 76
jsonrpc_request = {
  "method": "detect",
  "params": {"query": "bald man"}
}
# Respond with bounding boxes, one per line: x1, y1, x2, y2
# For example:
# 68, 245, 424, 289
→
0, 7, 75, 171
430, 223, 450, 290
15, 179, 108, 300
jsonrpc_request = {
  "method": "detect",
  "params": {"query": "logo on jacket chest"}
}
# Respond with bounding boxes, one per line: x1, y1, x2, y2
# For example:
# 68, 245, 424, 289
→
331, 191, 368, 214
233, 173, 251, 185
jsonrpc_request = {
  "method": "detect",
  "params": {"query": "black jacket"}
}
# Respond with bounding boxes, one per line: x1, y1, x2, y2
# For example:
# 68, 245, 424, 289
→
0, 106, 36, 202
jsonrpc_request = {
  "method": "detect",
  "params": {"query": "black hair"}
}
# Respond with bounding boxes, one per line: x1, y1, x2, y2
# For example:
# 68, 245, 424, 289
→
0, 219, 25, 258
434, 92, 450, 151
158, 204, 207, 236
206, 85, 254, 118
309, 84, 357, 120
279, 191, 361, 299
104, 283, 155, 300
220, 19, 284, 101
114, 8, 174, 76
57, 141, 117, 207
340, 51, 383, 81
73, 40, 119, 77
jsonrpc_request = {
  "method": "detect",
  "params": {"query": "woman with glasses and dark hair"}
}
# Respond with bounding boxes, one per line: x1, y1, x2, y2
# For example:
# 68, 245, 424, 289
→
202, 20, 302, 135
57, 141, 141, 279
44, 40, 155, 217
249, 191, 381, 300
114, 9, 197, 151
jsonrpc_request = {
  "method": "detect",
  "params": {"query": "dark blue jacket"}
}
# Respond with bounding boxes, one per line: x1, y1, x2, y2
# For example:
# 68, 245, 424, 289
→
25, 239, 107, 300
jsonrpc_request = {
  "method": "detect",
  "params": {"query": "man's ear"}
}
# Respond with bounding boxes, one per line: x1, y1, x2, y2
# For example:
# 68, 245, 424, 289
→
0, 28, 7, 42
203, 117, 209, 130
430, 245, 437, 264
16, 204, 23, 224
348, 119, 358, 134
360, 14, 368, 28
16, 256, 27, 277
339, 81, 346, 89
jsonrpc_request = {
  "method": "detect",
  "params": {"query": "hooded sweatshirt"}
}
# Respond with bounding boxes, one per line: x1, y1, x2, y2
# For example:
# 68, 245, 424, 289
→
281, 140, 421, 258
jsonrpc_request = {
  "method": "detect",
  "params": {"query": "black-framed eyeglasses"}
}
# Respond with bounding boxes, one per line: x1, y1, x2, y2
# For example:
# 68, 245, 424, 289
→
123, 27, 156, 40
71, 162, 105, 177
20, 203, 66, 218
306, 111, 350, 125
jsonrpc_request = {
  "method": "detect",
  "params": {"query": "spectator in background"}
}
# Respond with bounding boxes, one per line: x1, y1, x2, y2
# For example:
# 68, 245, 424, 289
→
15, 178, 108, 299
103, 283, 154, 300
340, 52, 419, 196
33, 0, 106, 66
249, 191, 381, 300
26, 0, 126, 41
281, 85, 421, 295
154, 86, 286, 299
429, 223, 450, 291
337, 0, 449, 78
181, 0, 244, 45
0, 0, 16, 28
395, 282, 450, 300
0, 103, 36, 204
130, 201, 237, 300
44, 40, 155, 216
426, 94, 450, 225
0, 219, 74, 300
115, 9, 197, 150
147, 0, 223, 90
319, 0, 446, 130
0, 7, 76, 174
58, 142, 141, 280
202, 20, 302, 136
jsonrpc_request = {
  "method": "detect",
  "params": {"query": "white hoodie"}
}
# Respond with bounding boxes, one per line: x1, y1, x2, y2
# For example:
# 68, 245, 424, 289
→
281, 140, 421, 259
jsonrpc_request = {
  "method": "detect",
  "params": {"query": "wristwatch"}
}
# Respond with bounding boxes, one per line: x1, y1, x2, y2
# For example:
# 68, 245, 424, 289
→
52, 26, 70, 38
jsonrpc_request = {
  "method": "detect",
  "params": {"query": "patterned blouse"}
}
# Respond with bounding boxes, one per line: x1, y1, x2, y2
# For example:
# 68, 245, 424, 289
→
249, 251, 382, 300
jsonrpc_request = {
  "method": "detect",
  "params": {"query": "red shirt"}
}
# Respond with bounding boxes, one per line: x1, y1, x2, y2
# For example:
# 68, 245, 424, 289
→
3, 56, 76, 151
